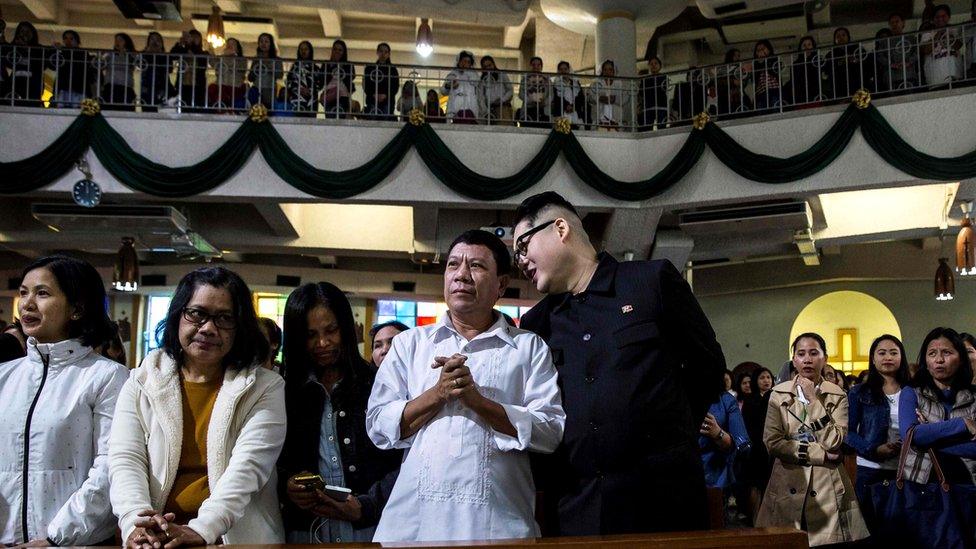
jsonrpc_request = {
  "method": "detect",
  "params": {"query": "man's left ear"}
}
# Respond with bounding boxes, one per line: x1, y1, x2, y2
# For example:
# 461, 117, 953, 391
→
498, 274, 511, 298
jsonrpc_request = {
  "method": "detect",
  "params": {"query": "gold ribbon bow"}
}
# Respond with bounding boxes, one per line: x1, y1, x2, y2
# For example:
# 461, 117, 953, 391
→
80, 98, 101, 116
553, 117, 572, 134
852, 89, 871, 109
408, 108, 426, 126
692, 111, 710, 130
249, 104, 269, 123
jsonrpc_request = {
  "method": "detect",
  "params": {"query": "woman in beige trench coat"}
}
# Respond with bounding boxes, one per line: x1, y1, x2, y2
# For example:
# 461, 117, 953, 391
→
756, 332, 870, 547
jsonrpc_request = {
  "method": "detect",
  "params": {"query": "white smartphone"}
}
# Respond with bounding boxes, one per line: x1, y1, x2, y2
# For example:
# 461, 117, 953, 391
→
323, 484, 352, 502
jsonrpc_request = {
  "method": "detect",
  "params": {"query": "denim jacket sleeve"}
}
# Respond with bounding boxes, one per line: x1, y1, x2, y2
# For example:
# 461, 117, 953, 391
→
724, 394, 751, 455
844, 385, 879, 460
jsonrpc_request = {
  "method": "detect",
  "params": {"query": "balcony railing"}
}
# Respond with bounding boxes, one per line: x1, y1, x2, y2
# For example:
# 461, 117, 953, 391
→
2, 21, 975, 131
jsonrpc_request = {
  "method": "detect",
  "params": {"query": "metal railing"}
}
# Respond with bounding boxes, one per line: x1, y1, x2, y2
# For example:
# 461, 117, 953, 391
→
1, 21, 975, 131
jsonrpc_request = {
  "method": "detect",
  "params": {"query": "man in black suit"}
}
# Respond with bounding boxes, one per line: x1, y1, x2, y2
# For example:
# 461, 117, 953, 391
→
514, 191, 726, 536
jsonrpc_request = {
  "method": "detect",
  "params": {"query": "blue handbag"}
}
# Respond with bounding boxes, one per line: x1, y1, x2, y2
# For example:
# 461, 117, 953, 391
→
868, 426, 976, 549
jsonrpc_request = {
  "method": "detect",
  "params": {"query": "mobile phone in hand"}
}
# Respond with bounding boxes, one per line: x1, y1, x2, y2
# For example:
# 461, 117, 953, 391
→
322, 485, 352, 502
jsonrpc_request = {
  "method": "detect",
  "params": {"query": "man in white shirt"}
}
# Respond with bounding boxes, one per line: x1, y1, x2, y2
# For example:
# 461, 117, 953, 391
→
366, 229, 565, 542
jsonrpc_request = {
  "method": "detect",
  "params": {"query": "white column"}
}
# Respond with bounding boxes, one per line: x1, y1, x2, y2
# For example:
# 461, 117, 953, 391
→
595, 11, 636, 77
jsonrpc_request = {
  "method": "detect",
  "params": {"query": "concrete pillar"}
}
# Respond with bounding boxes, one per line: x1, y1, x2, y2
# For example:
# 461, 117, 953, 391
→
534, 13, 589, 72
596, 11, 636, 77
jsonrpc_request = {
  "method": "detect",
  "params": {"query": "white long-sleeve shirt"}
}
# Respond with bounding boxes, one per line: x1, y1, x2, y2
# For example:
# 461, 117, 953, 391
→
442, 68, 482, 117
366, 313, 565, 543
0, 338, 128, 545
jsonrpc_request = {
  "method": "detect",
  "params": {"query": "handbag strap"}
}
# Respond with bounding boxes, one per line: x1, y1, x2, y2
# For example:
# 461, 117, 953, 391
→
897, 424, 951, 492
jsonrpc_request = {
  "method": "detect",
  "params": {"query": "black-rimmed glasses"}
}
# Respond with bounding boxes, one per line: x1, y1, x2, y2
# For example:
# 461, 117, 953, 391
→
182, 307, 237, 330
514, 219, 556, 264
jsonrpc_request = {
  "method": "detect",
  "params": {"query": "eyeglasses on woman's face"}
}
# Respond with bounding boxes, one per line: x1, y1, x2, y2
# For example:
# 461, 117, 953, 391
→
182, 307, 237, 330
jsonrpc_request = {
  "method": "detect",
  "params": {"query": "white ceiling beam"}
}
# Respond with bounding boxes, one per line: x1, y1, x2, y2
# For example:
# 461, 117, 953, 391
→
319, 9, 342, 38
254, 204, 300, 238
215, 0, 243, 14
17, 0, 59, 21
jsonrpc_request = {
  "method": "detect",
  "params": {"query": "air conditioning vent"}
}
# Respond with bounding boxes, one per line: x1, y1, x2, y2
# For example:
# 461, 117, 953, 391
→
276, 275, 301, 287
141, 274, 167, 287
392, 281, 416, 293
714, 2, 748, 15
113, 0, 182, 20
678, 201, 812, 235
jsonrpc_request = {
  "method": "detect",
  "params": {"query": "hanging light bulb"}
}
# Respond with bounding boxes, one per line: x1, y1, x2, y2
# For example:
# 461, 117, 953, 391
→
113, 237, 140, 292
416, 18, 433, 57
206, 6, 226, 50
956, 202, 975, 275
935, 257, 955, 301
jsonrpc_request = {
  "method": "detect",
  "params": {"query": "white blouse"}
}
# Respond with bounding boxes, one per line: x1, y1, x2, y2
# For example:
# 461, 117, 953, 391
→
366, 314, 565, 543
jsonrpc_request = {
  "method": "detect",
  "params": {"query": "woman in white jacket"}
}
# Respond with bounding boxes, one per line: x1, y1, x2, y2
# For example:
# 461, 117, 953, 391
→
110, 266, 286, 548
0, 255, 128, 547
442, 50, 481, 123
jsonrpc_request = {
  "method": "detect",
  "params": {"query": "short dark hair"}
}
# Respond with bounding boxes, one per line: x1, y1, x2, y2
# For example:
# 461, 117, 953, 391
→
934, 4, 951, 17
62, 30, 80, 44
21, 255, 115, 349
447, 230, 512, 276
864, 334, 911, 402
557, 60, 571, 70
792, 332, 827, 355
370, 320, 409, 339
888, 12, 904, 21
530, 56, 543, 65
513, 191, 581, 228
156, 266, 268, 369
646, 55, 661, 65
258, 317, 282, 349
913, 327, 974, 393
282, 282, 370, 387
833, 26, 851, 43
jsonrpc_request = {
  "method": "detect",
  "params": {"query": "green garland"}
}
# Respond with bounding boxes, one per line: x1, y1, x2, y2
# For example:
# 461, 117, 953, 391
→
1, 94, 973, 201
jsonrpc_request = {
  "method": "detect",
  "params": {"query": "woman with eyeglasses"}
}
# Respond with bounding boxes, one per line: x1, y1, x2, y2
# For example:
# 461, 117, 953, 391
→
110, 267, 286, 548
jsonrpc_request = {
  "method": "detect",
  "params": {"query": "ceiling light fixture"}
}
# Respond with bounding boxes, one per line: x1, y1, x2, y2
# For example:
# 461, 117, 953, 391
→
113, 237, 140, 292
935, 257, 955, 301
956, 202, 975, 275
416, 18, 433, 58
206, 6, 226, 50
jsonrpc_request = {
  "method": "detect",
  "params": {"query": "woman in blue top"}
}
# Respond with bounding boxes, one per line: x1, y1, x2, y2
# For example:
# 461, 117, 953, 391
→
899, 327, 976, 488
844, 334, 910, 532
698, 391, 751, 491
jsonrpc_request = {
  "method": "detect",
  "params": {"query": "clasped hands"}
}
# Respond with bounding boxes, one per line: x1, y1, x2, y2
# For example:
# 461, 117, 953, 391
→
285, 474, 362, 522
125, 510, 205, 549
432, 353, 482, 406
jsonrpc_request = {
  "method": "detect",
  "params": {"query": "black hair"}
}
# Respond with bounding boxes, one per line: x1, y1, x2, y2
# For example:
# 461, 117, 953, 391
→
557, 60, 572, 70
115, 32, 135, 52
62, 30, 80, 45
258, 317, 282, 349
145, 31, 165, 52
913, 327, 974, 393
834, 27, 851, 44
723, 48, 740, 63
749, 366, 774, 395
513, 191, 581, 228
257, 32, 278, 58
13, 22, 39, 46
798, 35, 817, 50
282, 282, 370, 388
156, 266, 269, 369
934, 4, 951, 17
225, 37, 243, 56
369, 320, 409, 340
530, 56, 543, 66
297, 40, 314, 60
876, 28, 893, 39
753, 39, 774, 58
600, 59, 615, 73
99, 321, 126, 366
457, 50, 474, 67
447, 229, 512, 276
864, 334, 911, 403
733, 371, 752, 401
888, 12, 904, 22
21, 255, 115, 348
960, 332, 976, 350
330, 39, 348, 62
792, 332, 827, 355
481, 55, 496, 67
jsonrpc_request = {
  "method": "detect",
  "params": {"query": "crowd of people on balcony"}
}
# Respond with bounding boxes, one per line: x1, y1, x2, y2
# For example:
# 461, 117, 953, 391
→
1, 3, 976, 130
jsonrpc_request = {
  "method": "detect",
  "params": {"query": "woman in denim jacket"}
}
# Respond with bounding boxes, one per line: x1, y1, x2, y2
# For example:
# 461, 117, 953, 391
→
844, 334, 910, 533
